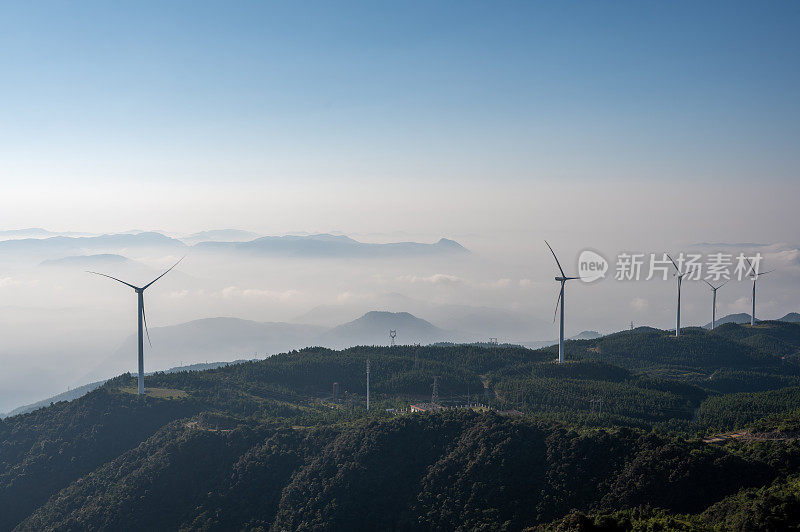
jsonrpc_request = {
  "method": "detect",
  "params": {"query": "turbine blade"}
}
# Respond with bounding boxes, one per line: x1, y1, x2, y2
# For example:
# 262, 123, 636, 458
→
703, 279, 715, 290
544, 241, 566, 278
553, 289, 562, 324
758, 269, 776, 276
742, 256, 759, 277
142, 298, 152, 348
665, 254, 681, 274
142, 256, 185, 290
86, 271, 139, 290
719, 279, 730, 289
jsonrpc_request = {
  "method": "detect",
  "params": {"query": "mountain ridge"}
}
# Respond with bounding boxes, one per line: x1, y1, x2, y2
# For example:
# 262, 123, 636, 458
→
192, 233, 470, 257
83, 311, 467, 385
703, 311, 800, 329
0, 231, 471, 262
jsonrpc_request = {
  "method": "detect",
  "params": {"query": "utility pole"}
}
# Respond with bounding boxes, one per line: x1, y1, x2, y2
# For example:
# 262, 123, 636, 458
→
366, 359, 370, 411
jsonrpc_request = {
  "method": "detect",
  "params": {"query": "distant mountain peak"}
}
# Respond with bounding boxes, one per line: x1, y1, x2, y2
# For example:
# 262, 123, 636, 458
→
704, 312, 755, 329
181, 229, 260, 244
700, 312, 799, 328
779, 312, 800, 323
359, 310, 419, 322
435, 238, 469, 251
317, 310, 452, 348
306, 233, 358, 241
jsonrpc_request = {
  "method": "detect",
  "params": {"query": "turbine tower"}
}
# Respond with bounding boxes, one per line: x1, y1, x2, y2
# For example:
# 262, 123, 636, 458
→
703, 279, 728, 330
545, 241, 580, 364
744, 257, 774, 326
666, 254, 685, 337
89, 258, 184, 395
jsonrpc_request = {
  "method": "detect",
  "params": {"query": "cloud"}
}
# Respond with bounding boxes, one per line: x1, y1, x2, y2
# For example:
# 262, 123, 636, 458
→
168, 290, 190, 299
519, 278, 533, 287
486, 278, 512, 288
398, 273, 463, 285
218, 286, 300, 301
0, 277, 36, 290
630, 297, 648, 311
766, 247, 800, 275
336, 291, 370, 303
728, 296, 752, 313
0, 277, 18, 289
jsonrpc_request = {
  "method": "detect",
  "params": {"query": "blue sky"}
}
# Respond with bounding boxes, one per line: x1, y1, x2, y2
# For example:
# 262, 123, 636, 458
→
0, 1, 798, 234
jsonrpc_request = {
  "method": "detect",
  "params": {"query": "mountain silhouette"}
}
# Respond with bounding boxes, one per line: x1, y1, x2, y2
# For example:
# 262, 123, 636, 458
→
703, 312, 755, 329
85, 311, 466, 382
779, 312, 800, 323
193, 234, 469, 257
316, 311, 456, 348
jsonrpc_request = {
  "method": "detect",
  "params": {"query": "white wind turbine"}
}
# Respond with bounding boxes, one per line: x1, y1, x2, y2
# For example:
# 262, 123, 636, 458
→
703, 279, 728, 330
744, 257, 775, 326
545, 241, 580, 364
89, 258, 184, 395
666, 254, 685, 337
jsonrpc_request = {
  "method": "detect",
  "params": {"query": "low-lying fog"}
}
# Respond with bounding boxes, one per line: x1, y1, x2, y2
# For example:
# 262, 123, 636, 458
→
1, 228, 799, 413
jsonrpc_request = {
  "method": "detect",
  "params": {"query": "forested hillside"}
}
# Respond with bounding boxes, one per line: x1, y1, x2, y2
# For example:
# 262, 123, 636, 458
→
3, 321, 800, 530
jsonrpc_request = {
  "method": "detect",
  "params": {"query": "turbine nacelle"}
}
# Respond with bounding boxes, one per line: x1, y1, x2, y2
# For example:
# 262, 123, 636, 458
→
704, 279, 729, 292
750, 270, 775, 280
744, 256, 775, 279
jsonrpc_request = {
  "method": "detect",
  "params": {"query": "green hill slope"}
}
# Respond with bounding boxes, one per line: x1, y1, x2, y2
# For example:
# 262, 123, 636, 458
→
3, 324, 800, 530
14, 412, 781, 531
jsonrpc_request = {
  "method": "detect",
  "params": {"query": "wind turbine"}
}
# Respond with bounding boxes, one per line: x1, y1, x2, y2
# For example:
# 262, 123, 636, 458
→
744, 257, 775, 326
703, 279, 728, 330
666, 254, 685, 337
89, 258, 184, 395
545, 241, 580, 364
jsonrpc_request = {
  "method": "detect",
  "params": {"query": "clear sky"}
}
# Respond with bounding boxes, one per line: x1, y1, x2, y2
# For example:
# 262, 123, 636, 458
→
0, 1, 798, 235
